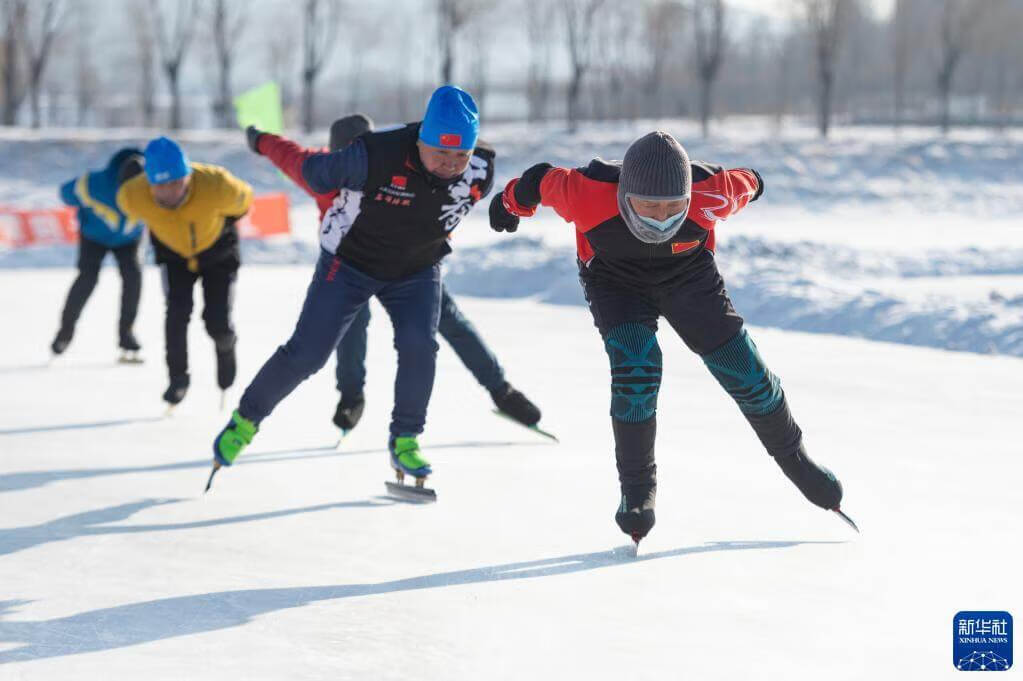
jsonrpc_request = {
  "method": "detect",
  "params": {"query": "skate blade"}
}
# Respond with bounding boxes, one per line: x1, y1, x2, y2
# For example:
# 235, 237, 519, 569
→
833, 507, 860, 533
219, 390, 227, 411
492, 410, 559, 442
118, 351, 144, 364
203, 462, 222, 493
163, 404, 178, 418
334, 429, 350, 449
384, 481, 436, 503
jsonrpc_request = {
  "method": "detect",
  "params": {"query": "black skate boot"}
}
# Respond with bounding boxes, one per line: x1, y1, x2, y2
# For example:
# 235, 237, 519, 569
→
333, 394, 365, 432
216, 347, 236, 390
615, 482, 656, 543
51, 327, 73, 356
490, 382, 541, 427
119, 330, 141, 352
163, 374, 190, 406
775, 444, 842, 510
118, 330, 143, 363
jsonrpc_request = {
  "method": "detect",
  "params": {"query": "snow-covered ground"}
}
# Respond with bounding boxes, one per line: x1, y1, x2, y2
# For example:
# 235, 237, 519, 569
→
1, 264, 1020, 680
1, 121, 1021, 678
3, 120, 1022, 357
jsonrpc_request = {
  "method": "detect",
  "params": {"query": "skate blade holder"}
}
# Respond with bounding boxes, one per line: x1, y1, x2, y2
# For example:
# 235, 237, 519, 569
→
384, 469, 436, 503
118, 350, 144, 364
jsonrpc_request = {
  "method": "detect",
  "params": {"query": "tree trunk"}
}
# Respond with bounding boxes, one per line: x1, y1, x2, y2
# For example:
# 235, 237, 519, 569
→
567, 66, 583, 132
217, 53, 232, 128
302, 70, 314, 133
699, 74, 713, 138
30, 81, 41, 129
2, 10, 22, 126
441, 42, 453, 84
168, 64, 181, 129
819, 71, 833, 138
938, 71, 952, 135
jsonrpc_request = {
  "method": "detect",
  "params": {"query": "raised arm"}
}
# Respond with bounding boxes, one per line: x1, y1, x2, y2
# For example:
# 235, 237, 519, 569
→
299, 138, 369, 194
251, 130, 325, 199
490, 162, 619, 234
687, 164, 763, 229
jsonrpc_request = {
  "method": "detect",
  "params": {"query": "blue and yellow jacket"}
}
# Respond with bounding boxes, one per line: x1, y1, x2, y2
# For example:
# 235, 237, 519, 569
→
59, 148, 145, 248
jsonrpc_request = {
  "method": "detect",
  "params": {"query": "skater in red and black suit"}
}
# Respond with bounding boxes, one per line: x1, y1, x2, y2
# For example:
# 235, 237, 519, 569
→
489, 131, 850, 542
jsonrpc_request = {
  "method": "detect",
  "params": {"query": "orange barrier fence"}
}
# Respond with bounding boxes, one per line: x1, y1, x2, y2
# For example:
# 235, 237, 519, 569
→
0, 193, 291, 248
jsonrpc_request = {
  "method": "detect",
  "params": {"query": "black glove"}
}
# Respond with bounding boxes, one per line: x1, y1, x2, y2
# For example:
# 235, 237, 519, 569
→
489, 194, 519, 233
245, 125, 264, 155
749, 168, 764, 202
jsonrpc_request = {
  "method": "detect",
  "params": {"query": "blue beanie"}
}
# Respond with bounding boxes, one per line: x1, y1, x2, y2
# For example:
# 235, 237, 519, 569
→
144, 136, 191, 185
419, 86, 479, 151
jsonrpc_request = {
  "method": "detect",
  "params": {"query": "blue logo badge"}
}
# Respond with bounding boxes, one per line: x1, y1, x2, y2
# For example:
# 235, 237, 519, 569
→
954, 611, 1012, 671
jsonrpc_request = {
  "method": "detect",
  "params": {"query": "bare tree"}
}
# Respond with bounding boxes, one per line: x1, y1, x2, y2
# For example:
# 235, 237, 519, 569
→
467, 29, 491, 115
128, 1, 157, 127
771, 28, 798, 132
207, 0, 248, 129
150, 0, 198, 130
1, 0, 27, 125
301, 0, 341, 133
17, 0, 64, 129
692, 0, 726, 137
935, 0, 992, 134
891, 0, 915, 130
562, 0, 607, 131
265, 8, 298, 120
644, 0, 684, 108
74, 0, 98, 126
594, 3, 640, 120
802, 0, 851, 138
437, 0, 483, 84
525, 0, 557, 121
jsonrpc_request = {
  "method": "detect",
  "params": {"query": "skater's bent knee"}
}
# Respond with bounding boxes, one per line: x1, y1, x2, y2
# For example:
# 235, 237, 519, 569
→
605, 323, 662, 423
702, 329, 783, 416
280, 338, 333, 378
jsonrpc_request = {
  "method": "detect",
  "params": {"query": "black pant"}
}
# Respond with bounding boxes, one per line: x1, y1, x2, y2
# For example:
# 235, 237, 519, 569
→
59, 237, 142, 343
580, 250, 800, 490
161, 259, 238, 381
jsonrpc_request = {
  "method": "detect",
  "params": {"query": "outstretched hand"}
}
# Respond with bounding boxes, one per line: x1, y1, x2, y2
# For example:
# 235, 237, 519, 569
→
245, 126, 264, 155
489, 194, 519, 233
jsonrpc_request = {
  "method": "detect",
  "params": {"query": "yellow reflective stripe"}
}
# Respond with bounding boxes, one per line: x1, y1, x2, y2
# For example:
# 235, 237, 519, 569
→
74, 174, 122, 230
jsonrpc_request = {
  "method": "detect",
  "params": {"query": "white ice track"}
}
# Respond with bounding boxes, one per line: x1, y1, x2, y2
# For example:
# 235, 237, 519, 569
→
1, 265, 1021, 680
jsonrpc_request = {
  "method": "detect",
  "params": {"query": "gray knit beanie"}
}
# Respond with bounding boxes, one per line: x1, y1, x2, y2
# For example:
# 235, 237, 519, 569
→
329, 113, 374, 151
617, 131, 692, 244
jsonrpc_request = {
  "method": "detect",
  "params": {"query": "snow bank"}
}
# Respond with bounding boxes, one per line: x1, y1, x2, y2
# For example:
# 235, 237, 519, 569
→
2, 120, 1021, 357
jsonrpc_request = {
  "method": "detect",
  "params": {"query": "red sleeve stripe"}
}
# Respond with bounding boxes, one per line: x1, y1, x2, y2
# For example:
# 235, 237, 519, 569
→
687, 168, 759, 230
501, 179, 536, 217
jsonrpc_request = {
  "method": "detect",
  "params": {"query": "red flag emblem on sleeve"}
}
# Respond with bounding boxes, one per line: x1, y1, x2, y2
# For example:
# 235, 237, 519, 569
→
439, 133, 462, 147
391, 175, 407, 189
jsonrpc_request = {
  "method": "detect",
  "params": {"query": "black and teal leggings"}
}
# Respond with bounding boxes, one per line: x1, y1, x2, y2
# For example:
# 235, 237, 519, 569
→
580, 251, 802, 490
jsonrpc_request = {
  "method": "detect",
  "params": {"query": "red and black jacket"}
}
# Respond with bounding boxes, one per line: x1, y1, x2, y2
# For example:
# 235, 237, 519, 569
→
256, 133, 337, 219
503, 159, 761, 287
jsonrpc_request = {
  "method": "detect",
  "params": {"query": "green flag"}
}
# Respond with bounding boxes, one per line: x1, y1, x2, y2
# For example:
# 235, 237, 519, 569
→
234, 82, 284, 133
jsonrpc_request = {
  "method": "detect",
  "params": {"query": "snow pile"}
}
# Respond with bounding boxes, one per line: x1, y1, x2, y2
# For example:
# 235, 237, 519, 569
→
443, 235, 1023, 357
2, 121, 1022, 357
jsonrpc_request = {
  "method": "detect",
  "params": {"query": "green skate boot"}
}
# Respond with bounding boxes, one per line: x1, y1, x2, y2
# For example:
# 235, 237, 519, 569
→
213, 410, 258, 467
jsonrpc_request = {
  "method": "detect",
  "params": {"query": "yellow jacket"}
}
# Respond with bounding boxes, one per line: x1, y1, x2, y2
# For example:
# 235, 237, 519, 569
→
117, 163, 252, 271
